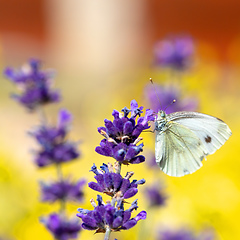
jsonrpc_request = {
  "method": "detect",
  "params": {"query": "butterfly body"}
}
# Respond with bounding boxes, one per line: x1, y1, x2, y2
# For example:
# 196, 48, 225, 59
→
155, 110, 232, 177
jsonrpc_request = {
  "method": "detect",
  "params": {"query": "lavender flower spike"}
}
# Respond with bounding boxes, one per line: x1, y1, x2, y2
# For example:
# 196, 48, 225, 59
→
31, 109, 80, 167
158, 228, 215, 240
145, 183, 167, 208
95, 100, 154, 165
41, 213, 81, 240
145, 83, 198, 114
153, 36, 195, 70
40, 178, 86, 203
76, 196, 147, 233
4, 59, 60, 110
88, 162, 145, 199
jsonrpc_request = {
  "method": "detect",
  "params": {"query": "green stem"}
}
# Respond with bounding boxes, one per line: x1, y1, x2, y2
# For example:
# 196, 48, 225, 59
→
56, 163, 63, 181
56, 163, 66, 213
38, 106, 48, 125
104, 226, 111, 240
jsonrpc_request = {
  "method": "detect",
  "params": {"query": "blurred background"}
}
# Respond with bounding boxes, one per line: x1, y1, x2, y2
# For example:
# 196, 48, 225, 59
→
0, 0, 240, 239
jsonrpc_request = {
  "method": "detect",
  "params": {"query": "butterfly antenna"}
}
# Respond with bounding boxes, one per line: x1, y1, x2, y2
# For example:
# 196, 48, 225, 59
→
149, 78, 162, 110
163, 99, 176, 111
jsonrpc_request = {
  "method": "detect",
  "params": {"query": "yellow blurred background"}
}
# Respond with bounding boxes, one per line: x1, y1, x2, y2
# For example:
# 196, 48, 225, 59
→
0, 1, 240, 240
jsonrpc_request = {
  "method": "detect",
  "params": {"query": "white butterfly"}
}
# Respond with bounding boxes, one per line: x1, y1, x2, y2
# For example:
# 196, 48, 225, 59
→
155, 110, 232, 177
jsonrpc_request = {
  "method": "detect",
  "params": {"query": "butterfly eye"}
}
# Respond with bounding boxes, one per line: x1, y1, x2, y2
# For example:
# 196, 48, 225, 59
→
160, 112, 166, 118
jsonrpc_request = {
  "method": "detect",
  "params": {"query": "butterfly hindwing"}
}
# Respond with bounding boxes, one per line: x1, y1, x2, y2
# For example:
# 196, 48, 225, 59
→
167, 111, 232, 155
155, 121, 208, 177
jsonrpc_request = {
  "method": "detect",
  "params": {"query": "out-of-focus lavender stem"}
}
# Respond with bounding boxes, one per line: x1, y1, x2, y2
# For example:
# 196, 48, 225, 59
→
56, 163, 66, 213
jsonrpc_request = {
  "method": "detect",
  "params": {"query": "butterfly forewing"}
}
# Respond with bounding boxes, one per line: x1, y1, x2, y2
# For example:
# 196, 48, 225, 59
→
167, 112, 232, 155
156, 121, 208, 177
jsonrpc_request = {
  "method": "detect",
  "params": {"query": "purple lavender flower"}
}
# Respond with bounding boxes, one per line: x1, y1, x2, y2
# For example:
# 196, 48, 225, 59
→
157, 228, 215, 240
40, 178, 86, 203
41, 213, 81, 240
153, 36, 195, 70
76, 195, 146, 233
95, 100, 154, 165
4, 59, 60, 110
145, 183, 167, 208
88, 163, 145, 199
31, 109, 79, 167
158, 229, 195, 240
144, 83, 198, 114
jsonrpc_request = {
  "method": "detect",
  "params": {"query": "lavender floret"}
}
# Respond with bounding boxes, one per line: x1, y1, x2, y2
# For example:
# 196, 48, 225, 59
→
157, 228, 215, 240
4, 59, 60, 110
145, 183, 167, 208
153, 36, 195, 70
145, 83, 198, 114
76, 196, 146, 233
88, 163, 145, 199
95, 100, 154, 165
40, 178, 86, 203
41, 213, 81, 240
31, 109, 80, 167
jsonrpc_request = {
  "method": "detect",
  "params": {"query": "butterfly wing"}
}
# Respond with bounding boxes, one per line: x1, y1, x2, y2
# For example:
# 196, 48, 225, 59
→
167, 111, 232, 155
155, 121, 208, 177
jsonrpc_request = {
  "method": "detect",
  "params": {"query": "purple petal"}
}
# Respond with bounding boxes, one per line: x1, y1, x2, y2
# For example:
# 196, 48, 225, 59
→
35, 152, 52, 167
93, 210, 103, 224
119, 179, 130, 193
112, 173, 122, 191
130, 100, 138, 112
104, 173, 113, 189
113, 118, 124, 133
112, 110, 119, 119
123, 188, 138, 199
104, 119, 118, 136
95, 145, 112, 157
132, 125, 144, 138
95, 174, 105, 187
82, 223, 97, 230
4, 67, 15, 81
134, 211, 147, 221
105, 205, 115, 226
125, 144, 143, 161
129, 155, 145, 164
123, 121, 134, 135
122, 211, 131, 223
140, 109, 155, 127
82, 215, 98, 228
145, 185, 166, 207
121, 219, 137, 230
48, 214, 60, 230
113, 149, 126, 162
88, 182, 104, 192
58, 109, 72, 129
124, 148, 138, 161
95, 205, 106, 216
97, 126, 106, 134
76, 213, 84, 219
112, 216, 123, 229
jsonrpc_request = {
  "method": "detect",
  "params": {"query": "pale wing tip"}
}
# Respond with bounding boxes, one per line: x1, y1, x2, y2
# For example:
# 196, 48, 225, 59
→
159, 157, 204, 177
160, 165, 202, 177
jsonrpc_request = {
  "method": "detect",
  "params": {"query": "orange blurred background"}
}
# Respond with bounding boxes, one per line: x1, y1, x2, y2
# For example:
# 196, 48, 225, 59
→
1, 0, 240, 63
